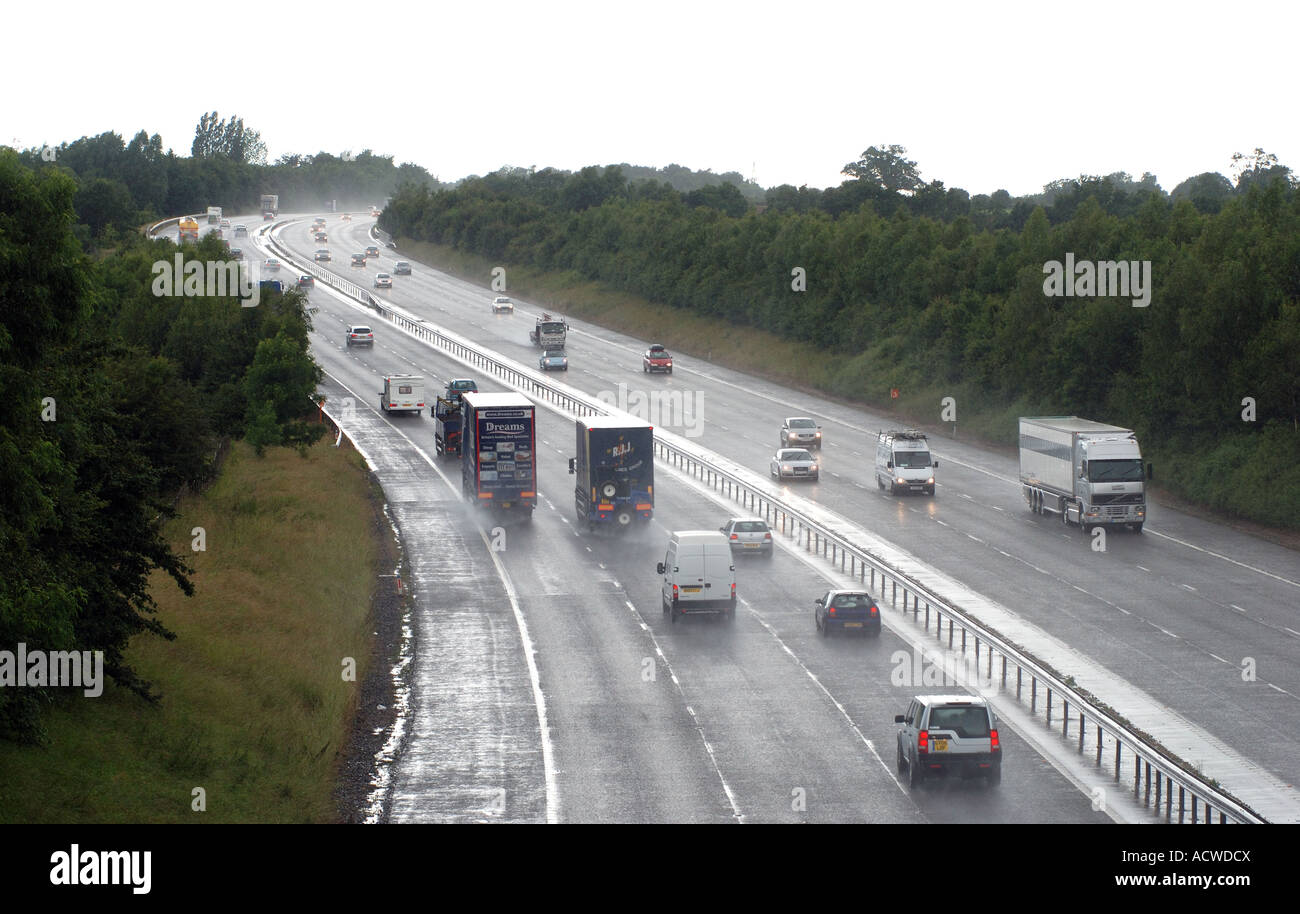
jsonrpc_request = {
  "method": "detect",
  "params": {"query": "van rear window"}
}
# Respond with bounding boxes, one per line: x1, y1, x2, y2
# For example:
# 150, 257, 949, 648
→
927, 707, 990, 738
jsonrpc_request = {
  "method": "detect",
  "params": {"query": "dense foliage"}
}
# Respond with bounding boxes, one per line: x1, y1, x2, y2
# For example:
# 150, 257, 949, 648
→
382, 158, 1300, 527
0, 148, 324, 741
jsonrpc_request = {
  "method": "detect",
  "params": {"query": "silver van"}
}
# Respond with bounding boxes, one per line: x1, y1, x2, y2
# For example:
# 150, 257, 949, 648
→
657, 530, 736, 623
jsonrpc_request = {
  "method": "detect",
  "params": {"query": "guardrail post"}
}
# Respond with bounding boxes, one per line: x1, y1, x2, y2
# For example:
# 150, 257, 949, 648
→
1191, 793, 1198, 824
891, 580, 896, 604
1046, 688, 1052, 725
1178, 786, 1185, 823
1144, 760, 1152, 807
1115, 742, 1122, 781
1062, 700, 1069, 737
924, 604, 930, 630
1096, 725, 1102, 765
1154, 770, 1162, 811
1133, 757, 1141, 797
960, 628, 966, 653
948, 618, 954, 648
1166, 783, 1173, 821
1031, 677, 1037, 712
1016, 666, 1021, 699
915, 599, 922, 621
1078, 712, 1085, 752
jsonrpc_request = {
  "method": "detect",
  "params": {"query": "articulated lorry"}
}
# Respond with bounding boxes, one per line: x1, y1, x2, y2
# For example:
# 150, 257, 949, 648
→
568, 417, 654, 530
461, 392, 536, 521
260, 194, 279, 220
530, 313, 568, 348
1019, 416, 1147, 532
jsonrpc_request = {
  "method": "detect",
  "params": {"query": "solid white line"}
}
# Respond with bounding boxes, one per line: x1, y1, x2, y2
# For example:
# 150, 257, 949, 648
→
323, 369, 561, 823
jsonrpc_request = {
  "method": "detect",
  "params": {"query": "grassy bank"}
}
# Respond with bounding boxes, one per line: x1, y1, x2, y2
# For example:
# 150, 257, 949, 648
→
0, 437, 381, 823
398, 237, 1300, 539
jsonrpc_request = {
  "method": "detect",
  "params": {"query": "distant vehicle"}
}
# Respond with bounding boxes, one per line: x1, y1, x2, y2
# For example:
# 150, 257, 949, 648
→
781, 416, 821, 449
443, 378, 478, 403
393, 261, 411, 275
297, 274, 314, 289
720, 517, 773, 558
642, 344, 672, 374
341, 213, 352, 221
568, 417, 653, 530
229, 247, 243, 259
260, 194, 279, 217
657, 531, 736, 624
264, 258, 281, 272
220, 218, 231, 229
314, 231, 328, 243
539, 349, 568, 371
530, 313, 567, 348
814, 590, 881, 637
370, 206, 381, 217
374, 273, 392, 289
314, 249, 331, 262
177, 216, 200, 243
896, 695, 1001, 788
351, 253, 366, 267
258, 279, 285, 293
492, 296, 514, 313
365, 245, 380, 259
380, 375, 425, 414
876, 428, 937, 496
770, 448, 818, 480
207, 206, 222, 225
233, 224, 248, 237
1019, 417, 1147, 533
312, 217, 326, 228
345, 325, 373, 347
460, 391, 536, 522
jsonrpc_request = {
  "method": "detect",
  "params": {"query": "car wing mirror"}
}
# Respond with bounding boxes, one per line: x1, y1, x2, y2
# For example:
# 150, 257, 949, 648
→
656, 562, 665, 575
568, 458, 576, 474
894, 715, 905, 724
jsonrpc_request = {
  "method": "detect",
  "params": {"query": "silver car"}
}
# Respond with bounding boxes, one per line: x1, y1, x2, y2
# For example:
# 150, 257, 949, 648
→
770, 448, 819, 480
539, 349, 568, 371
492, 296, 514, 313
895, 695, 1002, 788
374, 273, 392, 289
781, 416, 822, 449
720, 517, 773, 558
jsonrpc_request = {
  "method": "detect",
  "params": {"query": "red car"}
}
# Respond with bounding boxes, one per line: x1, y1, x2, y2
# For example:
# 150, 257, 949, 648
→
643, 344, 673, 374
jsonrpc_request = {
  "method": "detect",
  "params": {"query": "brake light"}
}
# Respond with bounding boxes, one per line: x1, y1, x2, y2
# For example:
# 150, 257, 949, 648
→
828, 605, 836, 615
869, 605, 878, 615
918, 730, 929, 754
672, 584, 678, 598
763, 533, 771, 540
990, 729, 1000, 752
730, 534, 738, 540
730, 582, 735, 596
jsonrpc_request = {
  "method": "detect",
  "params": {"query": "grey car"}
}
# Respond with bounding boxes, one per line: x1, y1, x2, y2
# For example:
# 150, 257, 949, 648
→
393, 261, 411, 275
720, 517, 773, 558
781, 416, 822, 449
539, 349, 568, 371
770, 448, 819, 480
895, 695, 1002, 788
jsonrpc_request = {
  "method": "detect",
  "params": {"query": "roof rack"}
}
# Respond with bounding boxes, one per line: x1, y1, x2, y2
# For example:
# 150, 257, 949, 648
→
879, 428, 928, 440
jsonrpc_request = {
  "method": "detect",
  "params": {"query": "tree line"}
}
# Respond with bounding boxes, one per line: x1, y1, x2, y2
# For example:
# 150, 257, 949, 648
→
380, 150, 1300, 528
0, 148, 325, 741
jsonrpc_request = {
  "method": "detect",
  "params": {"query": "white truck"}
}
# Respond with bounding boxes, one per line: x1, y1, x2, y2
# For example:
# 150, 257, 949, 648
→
1019, 417, 1147, 532
379, 375, 425, 415
876, 429, 937, 495
261, 194, 279, 220
207, 206, 222, 225
529, 313, 568, 348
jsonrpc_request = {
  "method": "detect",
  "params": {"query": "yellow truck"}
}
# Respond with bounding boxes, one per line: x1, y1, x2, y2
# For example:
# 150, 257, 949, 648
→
178, 216, 200, 243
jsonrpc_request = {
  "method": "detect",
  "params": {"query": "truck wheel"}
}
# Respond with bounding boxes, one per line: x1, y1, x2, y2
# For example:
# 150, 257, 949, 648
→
615, 510, 633, 527
1131, 523, 1144, 533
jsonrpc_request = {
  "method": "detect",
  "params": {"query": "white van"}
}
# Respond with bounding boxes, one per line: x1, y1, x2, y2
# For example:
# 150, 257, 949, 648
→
876, 429, 938, 495
657, 531, 736, 623
380, 375, 425, 414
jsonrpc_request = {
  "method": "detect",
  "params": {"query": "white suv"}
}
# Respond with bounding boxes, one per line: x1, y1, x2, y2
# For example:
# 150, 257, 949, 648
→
895, 695, 1001, 788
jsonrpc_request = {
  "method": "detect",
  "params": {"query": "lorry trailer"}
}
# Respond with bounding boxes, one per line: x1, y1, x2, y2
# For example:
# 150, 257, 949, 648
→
1019, 416, 1147, 532
569, 417, 654, 530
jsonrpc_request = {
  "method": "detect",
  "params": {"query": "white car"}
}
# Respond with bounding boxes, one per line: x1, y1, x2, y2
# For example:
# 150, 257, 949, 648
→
492, 296, 514, 313
770, 448, 819, 481
374, 273, 392, 289
264, 258, 281, 272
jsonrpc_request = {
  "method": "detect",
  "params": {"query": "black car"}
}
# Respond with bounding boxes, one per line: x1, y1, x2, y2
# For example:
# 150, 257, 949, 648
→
297, 274, 314, 289
815, 590, 881, 636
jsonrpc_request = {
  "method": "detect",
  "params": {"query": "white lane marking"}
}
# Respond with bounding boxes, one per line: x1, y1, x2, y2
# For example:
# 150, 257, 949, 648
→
1143, 528, 1300, 590
742, 599, 907, 795
622, 600, 744, 821
323, 369, 561, 824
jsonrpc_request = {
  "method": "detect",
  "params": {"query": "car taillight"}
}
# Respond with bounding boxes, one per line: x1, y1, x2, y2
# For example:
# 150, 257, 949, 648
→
828, 605, 836, 615
763, 533, 771, 540
730, 582, 735, 596
672, 585, 678, 598
869, 605, 878, 615
990, 729, 1000, 752
918, 730, 929, 754
729, 534, 738, 540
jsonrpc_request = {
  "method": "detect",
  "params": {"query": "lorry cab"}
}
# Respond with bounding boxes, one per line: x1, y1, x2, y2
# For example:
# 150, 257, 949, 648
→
656, 531, 736, 624
876, 429, 937, 495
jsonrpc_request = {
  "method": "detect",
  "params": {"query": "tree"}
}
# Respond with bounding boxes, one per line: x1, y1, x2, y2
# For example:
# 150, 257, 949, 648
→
191, 111, 268, 165
74, 176, 138, 236
841, 144, 924, 195
1231, 147, 1293, 191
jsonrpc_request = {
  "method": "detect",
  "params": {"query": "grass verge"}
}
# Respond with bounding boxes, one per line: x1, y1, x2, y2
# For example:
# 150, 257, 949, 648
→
0, 437, 382, 823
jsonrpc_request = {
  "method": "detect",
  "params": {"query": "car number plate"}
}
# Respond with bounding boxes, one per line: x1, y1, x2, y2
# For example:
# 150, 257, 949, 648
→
933, 739, 948, 751
743, 543, 759, 549
682, 586, 702, 593
843, 621, 863, 628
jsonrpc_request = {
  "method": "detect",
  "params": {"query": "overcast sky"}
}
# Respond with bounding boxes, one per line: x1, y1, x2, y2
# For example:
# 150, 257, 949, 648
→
6, 0, 1296, 196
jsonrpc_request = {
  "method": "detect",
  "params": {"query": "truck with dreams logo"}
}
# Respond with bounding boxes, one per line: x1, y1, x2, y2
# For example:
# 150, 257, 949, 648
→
461, 392, 536, 521
1019, 416, 1147, 533
568, 417, 654, 530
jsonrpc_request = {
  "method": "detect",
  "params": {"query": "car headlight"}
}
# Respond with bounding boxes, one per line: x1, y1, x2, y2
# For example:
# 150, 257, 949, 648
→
927, 477, 934, 484
897, 477, 905, 485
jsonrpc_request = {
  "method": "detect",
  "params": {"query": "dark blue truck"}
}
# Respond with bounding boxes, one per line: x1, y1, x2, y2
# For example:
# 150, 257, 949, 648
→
460, 392, 536, 522
568, 417, 654, 530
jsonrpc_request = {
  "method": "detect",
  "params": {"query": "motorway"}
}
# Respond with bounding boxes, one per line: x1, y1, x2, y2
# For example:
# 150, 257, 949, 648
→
229, 212, 1297, 822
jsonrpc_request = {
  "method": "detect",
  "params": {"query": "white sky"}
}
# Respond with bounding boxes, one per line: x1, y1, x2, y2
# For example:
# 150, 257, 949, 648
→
5, 0, 1296, 196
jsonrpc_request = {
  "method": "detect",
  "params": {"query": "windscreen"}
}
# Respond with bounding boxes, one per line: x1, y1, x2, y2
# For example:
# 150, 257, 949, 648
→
893, 450, 932, 468
540, 322, 565, 333
1088, 459, 1143, 482
788, 419, 816, 428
